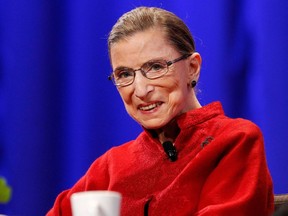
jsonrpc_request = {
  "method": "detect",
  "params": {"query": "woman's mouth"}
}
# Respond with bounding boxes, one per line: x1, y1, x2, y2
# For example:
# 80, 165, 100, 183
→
138, 102, 163, 111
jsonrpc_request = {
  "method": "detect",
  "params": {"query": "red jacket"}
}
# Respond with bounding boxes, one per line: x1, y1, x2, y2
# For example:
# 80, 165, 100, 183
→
47, 102, 274, 215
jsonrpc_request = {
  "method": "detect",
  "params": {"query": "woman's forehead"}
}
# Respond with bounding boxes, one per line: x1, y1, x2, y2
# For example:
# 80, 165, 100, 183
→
110, 29, 177, 68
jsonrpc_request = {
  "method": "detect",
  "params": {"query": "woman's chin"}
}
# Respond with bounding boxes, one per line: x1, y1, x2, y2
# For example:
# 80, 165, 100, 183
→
139, 120, 169, 130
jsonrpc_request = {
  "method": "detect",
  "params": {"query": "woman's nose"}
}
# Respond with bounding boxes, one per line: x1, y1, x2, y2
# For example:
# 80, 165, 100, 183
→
133, 72, 154, 99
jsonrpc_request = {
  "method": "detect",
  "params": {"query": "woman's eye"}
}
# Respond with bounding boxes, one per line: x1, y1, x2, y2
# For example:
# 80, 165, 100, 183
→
149, 62, 166, 72
116, 70, 133, 79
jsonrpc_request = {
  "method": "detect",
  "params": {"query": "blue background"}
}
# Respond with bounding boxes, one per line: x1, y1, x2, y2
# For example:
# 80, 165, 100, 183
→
1, 0, 287, 215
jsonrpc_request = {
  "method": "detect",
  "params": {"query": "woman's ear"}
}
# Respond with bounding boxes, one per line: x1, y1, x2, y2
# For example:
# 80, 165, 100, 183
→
187, 52, 202, 82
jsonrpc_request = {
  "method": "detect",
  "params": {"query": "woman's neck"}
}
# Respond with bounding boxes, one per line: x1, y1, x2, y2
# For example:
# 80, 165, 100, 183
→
156, 119, 180, 144
154, 97, 201, 143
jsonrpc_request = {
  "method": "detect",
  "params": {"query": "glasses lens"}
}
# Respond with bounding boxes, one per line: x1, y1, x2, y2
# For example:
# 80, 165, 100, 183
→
143, 60, 168, 79
113, 68, 134, 86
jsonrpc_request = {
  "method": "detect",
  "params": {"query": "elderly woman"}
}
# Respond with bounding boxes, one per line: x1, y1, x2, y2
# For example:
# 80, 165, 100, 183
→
47, 7, 274, 215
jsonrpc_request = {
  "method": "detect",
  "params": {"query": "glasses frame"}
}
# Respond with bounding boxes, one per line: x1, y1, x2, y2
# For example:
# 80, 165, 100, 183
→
108, 53, 192, 87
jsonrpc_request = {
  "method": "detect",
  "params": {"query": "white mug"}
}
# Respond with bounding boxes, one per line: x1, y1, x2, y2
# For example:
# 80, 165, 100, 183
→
70, 191, 122, 216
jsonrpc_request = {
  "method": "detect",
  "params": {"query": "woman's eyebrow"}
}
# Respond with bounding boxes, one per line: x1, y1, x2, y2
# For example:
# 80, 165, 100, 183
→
113, 57, 168, 71
113, 66, 133, 71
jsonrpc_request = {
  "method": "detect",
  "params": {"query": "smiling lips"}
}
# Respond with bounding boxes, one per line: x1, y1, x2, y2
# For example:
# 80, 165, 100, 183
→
138, 102, 163, 111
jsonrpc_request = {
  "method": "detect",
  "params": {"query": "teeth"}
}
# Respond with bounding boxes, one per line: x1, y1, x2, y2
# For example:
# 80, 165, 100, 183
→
139, 102, 161, 111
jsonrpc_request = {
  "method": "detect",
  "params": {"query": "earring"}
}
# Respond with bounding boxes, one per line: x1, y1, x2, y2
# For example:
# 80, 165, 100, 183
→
191, 80, 197, 88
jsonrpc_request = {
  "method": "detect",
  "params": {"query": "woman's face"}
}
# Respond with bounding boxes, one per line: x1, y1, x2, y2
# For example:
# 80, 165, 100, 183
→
110, 28, 201, 129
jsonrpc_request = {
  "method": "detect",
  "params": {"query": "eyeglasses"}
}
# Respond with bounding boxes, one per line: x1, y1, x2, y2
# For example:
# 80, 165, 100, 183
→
108, 53, 192, 87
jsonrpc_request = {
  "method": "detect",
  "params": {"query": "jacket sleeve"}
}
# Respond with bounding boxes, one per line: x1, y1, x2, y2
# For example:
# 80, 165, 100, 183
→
46, 153, 110, 216
196, 121, 274, 216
